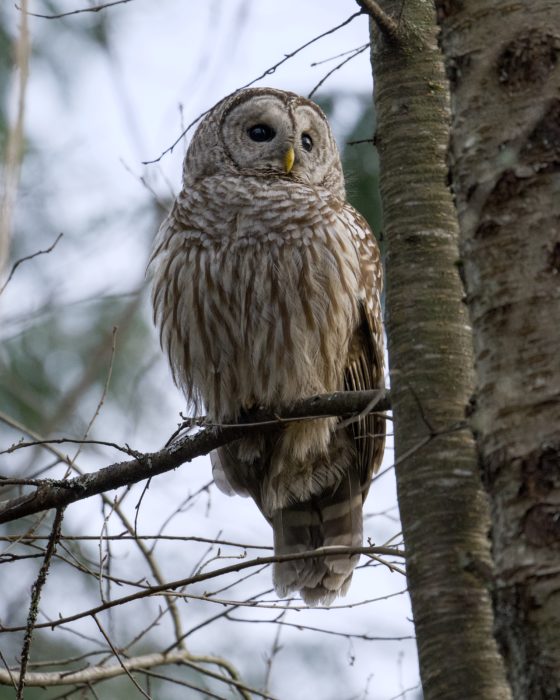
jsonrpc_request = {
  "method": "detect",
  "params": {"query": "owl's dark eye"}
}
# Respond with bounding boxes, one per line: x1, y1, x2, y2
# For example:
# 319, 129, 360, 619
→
247, 124, 276, 142
301, 133, 313, 152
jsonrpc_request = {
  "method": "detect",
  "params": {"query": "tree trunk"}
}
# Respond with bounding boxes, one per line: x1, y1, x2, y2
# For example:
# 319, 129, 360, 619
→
436, 2, 560, 698
367, 1, 512, 697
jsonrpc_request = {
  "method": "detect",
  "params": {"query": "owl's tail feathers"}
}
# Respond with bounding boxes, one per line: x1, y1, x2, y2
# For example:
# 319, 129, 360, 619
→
272, 471, 363, 606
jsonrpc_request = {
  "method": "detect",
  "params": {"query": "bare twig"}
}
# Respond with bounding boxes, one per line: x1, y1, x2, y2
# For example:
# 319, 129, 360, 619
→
96, 495, 188, 655
167, 587, 408, 612
177, 658, 257, 700
139, 670, 230, 700
308, 44, 370, 99
97, 503, 114, 605
16, 508, 65, 699
388, 684, 423, 700
45, 293, 142, 432
153, 480, 214, 536
93, 615, 152, 699
71, 326, 118, 464
0, 534, 272, 549
355, 0, 399, 40
16, 0, 135, 20
219, 12, 366, 95
142, 11, 365, 164
1, 289, 141, 340
224, 616, 415, 642
366, 551, 406, 575
0, 409, 190, 659
0, 476, 48, 487
1, 648, 258, 691
177, 588, 274, 647
0, 544, 404, 635
338, 392, 385, 430
264, 603, 288, 691
0, 233, 63, 296
0, 651, 17, 691
1, 438, 139, 458
311, 43, 370, 67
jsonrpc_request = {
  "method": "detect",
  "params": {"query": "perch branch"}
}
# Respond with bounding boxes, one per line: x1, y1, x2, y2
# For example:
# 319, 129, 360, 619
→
0, 390, 389, 524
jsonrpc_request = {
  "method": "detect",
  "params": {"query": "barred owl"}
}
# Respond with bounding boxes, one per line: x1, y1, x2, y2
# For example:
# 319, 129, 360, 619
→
150, 88, 385, 605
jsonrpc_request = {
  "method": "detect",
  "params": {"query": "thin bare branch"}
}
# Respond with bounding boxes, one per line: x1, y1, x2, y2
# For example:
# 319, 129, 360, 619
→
173, 589, 272, 649
0, 544, 404, 635
264, 603, 288, 691
310, 43, 370, 67
347, 138, 375, 145
0, 534, 272, 549
16, 0, 135, 20
1, 437, 139, 458
366, 551, 406, 575
46, 293, 142, 431
142, 11, 365, 164
93, 495, 189, 655
139, 670, 230, 700
93, 615, 152, 699
388, 684, 423, 700
0, 233, 63, 296
177, 658, 257, 700
0, 651, 17, 691
71, 326, 118, 464
0, 648, 260, 691
235, 11, 365, 91
16, 508, 65, 699
0, 407, 192, 659
171, 588, 409, 612
225, 616, 415, 642
355, 0, 399, 40
308, 43, 370, 98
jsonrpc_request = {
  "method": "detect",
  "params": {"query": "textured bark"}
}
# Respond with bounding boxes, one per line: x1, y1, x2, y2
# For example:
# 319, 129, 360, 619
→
436, 2, 560, 698
368, 1, 511, 698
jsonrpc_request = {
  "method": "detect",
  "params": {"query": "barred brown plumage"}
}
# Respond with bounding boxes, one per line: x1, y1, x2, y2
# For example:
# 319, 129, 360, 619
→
149, 87, 385, 605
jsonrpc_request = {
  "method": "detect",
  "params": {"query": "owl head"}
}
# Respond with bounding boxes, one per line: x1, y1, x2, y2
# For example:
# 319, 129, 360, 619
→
183, 87, 346, 198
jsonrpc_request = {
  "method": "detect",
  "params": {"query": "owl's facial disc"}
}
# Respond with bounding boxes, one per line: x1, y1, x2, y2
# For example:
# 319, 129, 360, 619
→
221, 95, 326, 179
218, 91, 342, 192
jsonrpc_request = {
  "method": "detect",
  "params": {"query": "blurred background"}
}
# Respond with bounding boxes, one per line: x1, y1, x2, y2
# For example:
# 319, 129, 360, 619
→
0, 2, 419, 698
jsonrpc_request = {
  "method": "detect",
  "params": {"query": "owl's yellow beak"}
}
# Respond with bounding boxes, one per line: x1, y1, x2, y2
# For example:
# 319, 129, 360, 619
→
283, 146, 295, 174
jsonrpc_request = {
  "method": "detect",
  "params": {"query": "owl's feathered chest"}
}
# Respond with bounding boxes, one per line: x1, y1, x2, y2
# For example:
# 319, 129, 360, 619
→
151, 176, 365, 419
172, 176, 337, 241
